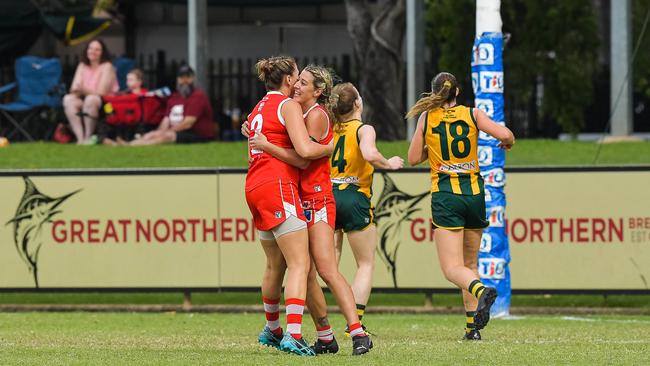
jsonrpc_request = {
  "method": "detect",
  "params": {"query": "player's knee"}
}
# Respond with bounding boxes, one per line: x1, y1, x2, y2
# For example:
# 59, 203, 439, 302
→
356, 258, 375, 272
315, 265, 339, 285
440, 265, 458, 281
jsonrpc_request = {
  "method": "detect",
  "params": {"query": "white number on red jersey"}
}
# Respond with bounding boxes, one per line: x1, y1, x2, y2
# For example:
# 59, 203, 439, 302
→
250, 114, 264, 155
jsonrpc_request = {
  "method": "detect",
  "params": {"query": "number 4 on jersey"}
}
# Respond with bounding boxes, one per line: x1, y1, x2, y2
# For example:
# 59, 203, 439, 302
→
331, 136, 347, 173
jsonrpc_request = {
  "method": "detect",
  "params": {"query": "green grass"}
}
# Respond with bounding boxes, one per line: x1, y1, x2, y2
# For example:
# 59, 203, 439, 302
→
0, 139, 649, 169
0, 312, 647, 365
1, 292, 648, 309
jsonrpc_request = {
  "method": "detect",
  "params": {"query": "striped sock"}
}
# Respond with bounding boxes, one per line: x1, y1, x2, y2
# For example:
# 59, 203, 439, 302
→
262, 296, 282, 336
285, 298, 305, 340
465, 311, 476, 333
468, 280, 486, 299
348, 322, 366, 338
316, 325, 334, 343
356, 304, 366, 321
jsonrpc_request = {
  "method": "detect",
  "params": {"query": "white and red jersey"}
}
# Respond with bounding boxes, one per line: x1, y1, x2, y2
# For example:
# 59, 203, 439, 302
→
246, 91, 300, 191
299, 104, 333, 198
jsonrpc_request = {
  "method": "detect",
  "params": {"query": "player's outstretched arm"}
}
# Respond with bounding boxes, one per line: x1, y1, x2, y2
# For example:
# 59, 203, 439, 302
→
283, 100, 333, 159
474, 108, 515, 150
358, 125, 404, 170
408, 112, 428, 166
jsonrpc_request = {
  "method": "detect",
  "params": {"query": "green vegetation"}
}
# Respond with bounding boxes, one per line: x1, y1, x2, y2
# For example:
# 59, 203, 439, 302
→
1, 140, 649, 169
426, 0, 599, 134
0, 312, 647, 365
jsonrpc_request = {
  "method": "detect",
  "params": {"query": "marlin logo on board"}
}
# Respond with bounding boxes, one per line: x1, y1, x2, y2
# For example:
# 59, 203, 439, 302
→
374, 173, 428, 288
6, 177, 80, 287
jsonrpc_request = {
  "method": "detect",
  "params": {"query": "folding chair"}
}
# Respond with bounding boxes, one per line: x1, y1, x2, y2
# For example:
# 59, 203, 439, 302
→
0, 56, 64, 141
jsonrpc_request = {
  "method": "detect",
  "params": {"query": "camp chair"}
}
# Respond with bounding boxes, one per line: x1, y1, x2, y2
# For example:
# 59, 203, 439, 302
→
0, 56, 64, 141
112, 57, 135, 91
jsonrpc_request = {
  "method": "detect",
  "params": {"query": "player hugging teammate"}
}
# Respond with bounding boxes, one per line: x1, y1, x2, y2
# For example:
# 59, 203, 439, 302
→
244, 58, 511, 356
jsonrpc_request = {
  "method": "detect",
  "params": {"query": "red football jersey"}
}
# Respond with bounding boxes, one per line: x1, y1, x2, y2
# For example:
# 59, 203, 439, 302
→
299, 104, 333, 197
246, 91, 300, 191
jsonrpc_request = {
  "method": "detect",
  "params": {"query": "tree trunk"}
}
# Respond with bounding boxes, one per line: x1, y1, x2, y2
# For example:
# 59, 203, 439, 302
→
345, 0, 406, 140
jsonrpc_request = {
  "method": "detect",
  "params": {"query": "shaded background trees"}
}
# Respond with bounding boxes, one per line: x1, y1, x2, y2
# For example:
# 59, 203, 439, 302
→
424, 0, 600, 137
345, 0, 406, 140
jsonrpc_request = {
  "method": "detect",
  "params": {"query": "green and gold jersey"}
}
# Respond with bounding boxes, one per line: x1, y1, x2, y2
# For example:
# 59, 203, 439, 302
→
424, 105, 484, 195
330, 119, 375, 198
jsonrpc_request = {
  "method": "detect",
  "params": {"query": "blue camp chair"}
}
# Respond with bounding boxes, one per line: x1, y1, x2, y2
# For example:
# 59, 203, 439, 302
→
0, 56, 64, 141
113, 57, 135, 91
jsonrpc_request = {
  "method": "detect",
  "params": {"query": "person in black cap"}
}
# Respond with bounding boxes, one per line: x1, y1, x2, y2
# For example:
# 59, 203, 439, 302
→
127, 64, 215, 145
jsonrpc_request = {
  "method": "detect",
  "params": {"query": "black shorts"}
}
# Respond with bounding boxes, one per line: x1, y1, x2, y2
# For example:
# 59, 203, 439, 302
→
175, 130, 212, 144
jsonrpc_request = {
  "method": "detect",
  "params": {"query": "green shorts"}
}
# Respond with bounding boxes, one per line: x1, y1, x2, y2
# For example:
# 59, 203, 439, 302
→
430, 191, 489, 230
333, 185, 374, 232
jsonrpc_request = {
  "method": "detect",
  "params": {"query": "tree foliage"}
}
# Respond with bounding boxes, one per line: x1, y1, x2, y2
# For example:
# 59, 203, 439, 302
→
425, 0, 599, 135
633, 0, 650, 99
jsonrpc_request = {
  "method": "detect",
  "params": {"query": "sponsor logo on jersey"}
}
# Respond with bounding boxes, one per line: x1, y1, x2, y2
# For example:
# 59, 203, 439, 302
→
480, 71, 504, 93
438, 161, 477, 173
314, 185, 322, 192
479, 258, 506, 279
471, 42, 495, 66
475, 98, 494, 118
478, 146, 493, 166
481, 168, 505, 187
480, 232, 492, 253
331, 176, 360, 184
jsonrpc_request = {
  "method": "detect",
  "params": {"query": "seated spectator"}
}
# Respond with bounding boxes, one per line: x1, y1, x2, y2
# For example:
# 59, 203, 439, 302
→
63, 38, 119, 144
125, 68, 147, 95
101, 68, 147, 145
126, 65, 215, 145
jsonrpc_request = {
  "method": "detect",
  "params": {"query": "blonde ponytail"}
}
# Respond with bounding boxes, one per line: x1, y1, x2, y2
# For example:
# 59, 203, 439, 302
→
405, 73, 458, 119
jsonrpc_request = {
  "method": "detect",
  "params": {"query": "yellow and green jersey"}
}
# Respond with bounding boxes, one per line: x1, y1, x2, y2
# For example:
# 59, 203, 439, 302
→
330, 119, 374, 198
424, 106, 484, 195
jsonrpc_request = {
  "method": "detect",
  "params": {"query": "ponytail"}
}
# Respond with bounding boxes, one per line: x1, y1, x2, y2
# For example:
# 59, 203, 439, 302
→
405, 72, 458, 119
331, 82, 359, 133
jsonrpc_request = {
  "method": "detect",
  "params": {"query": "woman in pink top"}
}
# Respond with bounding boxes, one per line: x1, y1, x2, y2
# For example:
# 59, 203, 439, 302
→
63, 39, 119, 144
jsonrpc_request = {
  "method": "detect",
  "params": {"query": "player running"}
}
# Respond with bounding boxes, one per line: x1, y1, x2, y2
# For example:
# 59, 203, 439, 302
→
329, 82, 403, 333
246, 56, 332, 356
406, 72, 514, 340
247, 66, 372, 355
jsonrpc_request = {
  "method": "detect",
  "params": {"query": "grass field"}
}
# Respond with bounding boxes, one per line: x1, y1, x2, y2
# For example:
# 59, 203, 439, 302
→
0, 312, 648, 365
1, 139, 650, 169
1, 292, 649, 309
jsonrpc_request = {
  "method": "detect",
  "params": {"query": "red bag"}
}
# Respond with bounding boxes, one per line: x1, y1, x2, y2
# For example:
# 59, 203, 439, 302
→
141, 95, 167, 125
103, 94, 142, 126
53, 123, 72, 144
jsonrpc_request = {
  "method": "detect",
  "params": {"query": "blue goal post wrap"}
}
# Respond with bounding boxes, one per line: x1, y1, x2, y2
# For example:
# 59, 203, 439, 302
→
472, 32, 511, 316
